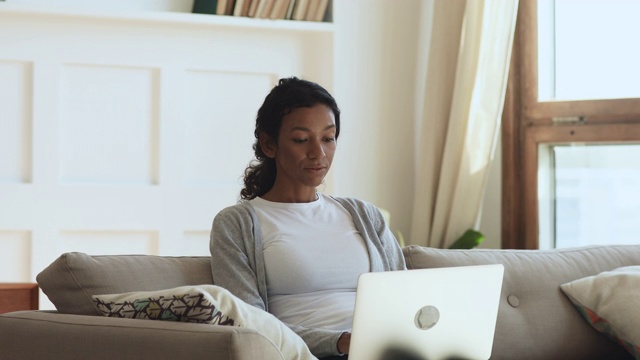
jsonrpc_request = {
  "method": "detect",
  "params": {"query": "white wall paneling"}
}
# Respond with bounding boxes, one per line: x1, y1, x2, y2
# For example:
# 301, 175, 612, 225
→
0, 3, 334, 308
58, 230, 159, 255
182, 70, 271, 188
0, 231, 32, 282
59, 64, 160, 185
180, 230, 211, 257
0, 61, 33, 184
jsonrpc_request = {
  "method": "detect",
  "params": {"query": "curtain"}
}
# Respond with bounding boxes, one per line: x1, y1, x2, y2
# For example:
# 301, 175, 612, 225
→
409, 0, 519, 248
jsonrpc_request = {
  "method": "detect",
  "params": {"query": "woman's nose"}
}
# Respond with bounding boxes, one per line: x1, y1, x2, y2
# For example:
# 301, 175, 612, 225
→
308, 141, 325, 159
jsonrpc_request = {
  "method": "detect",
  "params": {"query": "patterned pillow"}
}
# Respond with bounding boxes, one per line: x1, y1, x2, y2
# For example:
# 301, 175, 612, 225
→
92, 285, 234, 324
561, 266, 640, 359
92, 285, 316, 360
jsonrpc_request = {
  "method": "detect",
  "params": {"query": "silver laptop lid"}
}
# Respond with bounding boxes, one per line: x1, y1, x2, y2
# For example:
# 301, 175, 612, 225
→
349, 264, 504, 360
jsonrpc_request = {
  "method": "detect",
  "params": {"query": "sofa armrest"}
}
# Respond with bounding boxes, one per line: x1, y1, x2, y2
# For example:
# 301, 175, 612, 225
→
0, 311, 286, 360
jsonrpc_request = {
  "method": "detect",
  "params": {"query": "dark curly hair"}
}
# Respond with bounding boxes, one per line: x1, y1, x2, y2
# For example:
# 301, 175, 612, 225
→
240, 77, 341, 201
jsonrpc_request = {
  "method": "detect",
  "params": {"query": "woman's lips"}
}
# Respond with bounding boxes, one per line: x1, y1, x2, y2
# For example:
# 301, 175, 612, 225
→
306, 166, 326, 172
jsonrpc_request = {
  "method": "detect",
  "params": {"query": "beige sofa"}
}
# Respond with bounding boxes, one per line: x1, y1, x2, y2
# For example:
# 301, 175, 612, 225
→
1, 245, 638, 359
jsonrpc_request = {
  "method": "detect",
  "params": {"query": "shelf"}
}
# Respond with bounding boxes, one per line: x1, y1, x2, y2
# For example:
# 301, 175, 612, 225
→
0, 3, 334, 34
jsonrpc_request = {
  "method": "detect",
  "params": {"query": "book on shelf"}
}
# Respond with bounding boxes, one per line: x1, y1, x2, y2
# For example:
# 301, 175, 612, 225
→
304, 0, 319, 21
291, 0, 309, 20
264, 0, 277, 19
192, 0, 218, 14
312, 0, 329, 21
233, 0, 252, 16
269, 0, 291, 19
216, 0, 226, 14
193, 0, 330, 21
247, 0, 260, 17
284, 0, 296, 19
304, 0, 328, 21
216, 0, 236, 15
255, 0, 273, 18
233, 0, 242, 16
227, 0, 237, 14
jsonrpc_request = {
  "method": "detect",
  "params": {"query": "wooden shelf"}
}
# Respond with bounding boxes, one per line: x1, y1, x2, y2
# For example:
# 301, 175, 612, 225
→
0, 283, 39, 314
0, 3, 334, 34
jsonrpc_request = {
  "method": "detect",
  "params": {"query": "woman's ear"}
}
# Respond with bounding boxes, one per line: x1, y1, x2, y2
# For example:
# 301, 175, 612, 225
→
259, 132, 277, 158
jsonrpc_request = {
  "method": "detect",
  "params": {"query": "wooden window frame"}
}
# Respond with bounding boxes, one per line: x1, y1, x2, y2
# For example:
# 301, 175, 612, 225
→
502, 0, 640, 249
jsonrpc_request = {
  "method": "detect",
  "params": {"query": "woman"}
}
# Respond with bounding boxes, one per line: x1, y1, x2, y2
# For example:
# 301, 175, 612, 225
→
210, 77, 406, 359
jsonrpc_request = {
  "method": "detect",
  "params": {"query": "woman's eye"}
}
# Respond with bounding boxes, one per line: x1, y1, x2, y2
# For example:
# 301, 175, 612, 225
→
323, 137, 336, 143
293, 138, 307, 144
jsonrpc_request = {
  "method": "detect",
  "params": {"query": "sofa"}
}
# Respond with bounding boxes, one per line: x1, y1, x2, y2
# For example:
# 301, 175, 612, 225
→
1, 244, 639, 359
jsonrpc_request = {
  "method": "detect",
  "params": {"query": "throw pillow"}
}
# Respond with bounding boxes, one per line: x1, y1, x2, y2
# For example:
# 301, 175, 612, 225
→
92, 285, 317, 360
92, 285, 234, 324
560, 266, 640, 359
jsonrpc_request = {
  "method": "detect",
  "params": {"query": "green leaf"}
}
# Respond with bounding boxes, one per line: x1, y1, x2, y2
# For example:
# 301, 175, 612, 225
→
448, 229, 485, 249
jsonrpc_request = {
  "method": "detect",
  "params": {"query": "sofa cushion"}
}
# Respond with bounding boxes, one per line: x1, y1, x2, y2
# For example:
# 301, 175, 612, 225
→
561, 266, 640, 359
93, 285, 235, 324
37, 252, 213, 316
403, 245, 640, 360
92, 285, 316, 360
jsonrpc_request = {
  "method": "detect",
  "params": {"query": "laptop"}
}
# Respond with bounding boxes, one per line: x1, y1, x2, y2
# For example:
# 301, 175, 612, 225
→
349, 264, 504, 360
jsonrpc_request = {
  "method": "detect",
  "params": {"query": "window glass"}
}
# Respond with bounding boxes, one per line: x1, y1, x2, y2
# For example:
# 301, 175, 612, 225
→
544, 144, 640, 248
537, 0, 640, 101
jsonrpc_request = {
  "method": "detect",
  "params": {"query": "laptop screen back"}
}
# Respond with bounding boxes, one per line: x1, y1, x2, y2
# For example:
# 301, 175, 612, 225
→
349, 264, 504, 360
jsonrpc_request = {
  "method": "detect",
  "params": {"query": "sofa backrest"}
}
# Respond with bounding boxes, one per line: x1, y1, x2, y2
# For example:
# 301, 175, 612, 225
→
37, 252, 213, 316
403, 244, 639, 360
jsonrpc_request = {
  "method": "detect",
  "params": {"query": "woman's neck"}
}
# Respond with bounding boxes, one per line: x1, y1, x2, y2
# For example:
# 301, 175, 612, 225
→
260, 188, 318, 203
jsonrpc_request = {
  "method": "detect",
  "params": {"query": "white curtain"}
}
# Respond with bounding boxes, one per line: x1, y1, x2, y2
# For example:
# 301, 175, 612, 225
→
410, 0, 519, 248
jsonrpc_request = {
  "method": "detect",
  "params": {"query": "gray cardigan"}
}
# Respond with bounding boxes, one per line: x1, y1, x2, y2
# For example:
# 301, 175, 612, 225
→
210, 196, 406, 358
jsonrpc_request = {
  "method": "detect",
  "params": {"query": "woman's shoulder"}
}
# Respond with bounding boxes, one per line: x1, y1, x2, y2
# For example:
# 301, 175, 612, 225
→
328, 196, 380, 214
214, 201, 255, 222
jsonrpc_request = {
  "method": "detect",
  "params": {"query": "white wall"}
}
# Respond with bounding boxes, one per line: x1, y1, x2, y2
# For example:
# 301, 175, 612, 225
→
332, 0, 422, 244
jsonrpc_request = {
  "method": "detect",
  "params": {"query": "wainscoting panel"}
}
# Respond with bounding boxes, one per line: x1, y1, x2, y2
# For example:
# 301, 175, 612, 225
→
179, 230, 211, 257
0, 231, 32, 282
58, 230, 159, 256
0, 61, 32, 184
59, 64, 160, 185
182, 70, 272, 187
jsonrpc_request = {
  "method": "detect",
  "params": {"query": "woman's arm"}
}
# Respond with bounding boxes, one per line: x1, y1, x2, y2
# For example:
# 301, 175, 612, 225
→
210, 205, 266, 310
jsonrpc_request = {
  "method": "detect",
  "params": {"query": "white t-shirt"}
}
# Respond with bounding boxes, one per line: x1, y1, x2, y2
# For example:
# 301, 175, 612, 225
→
251, 193, 370, 331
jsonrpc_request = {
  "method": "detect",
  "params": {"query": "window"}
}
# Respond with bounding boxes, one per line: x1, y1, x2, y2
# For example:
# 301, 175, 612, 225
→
538, 144, 640, 249
501, 0, 640, 249
538, 0, 640, 101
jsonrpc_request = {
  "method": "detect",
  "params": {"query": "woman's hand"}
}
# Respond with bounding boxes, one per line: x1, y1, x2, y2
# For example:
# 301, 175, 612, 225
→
337, 332, 351, 354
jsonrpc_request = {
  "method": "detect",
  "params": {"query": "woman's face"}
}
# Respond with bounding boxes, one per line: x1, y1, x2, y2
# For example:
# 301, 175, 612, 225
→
264, 103, 337, 194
